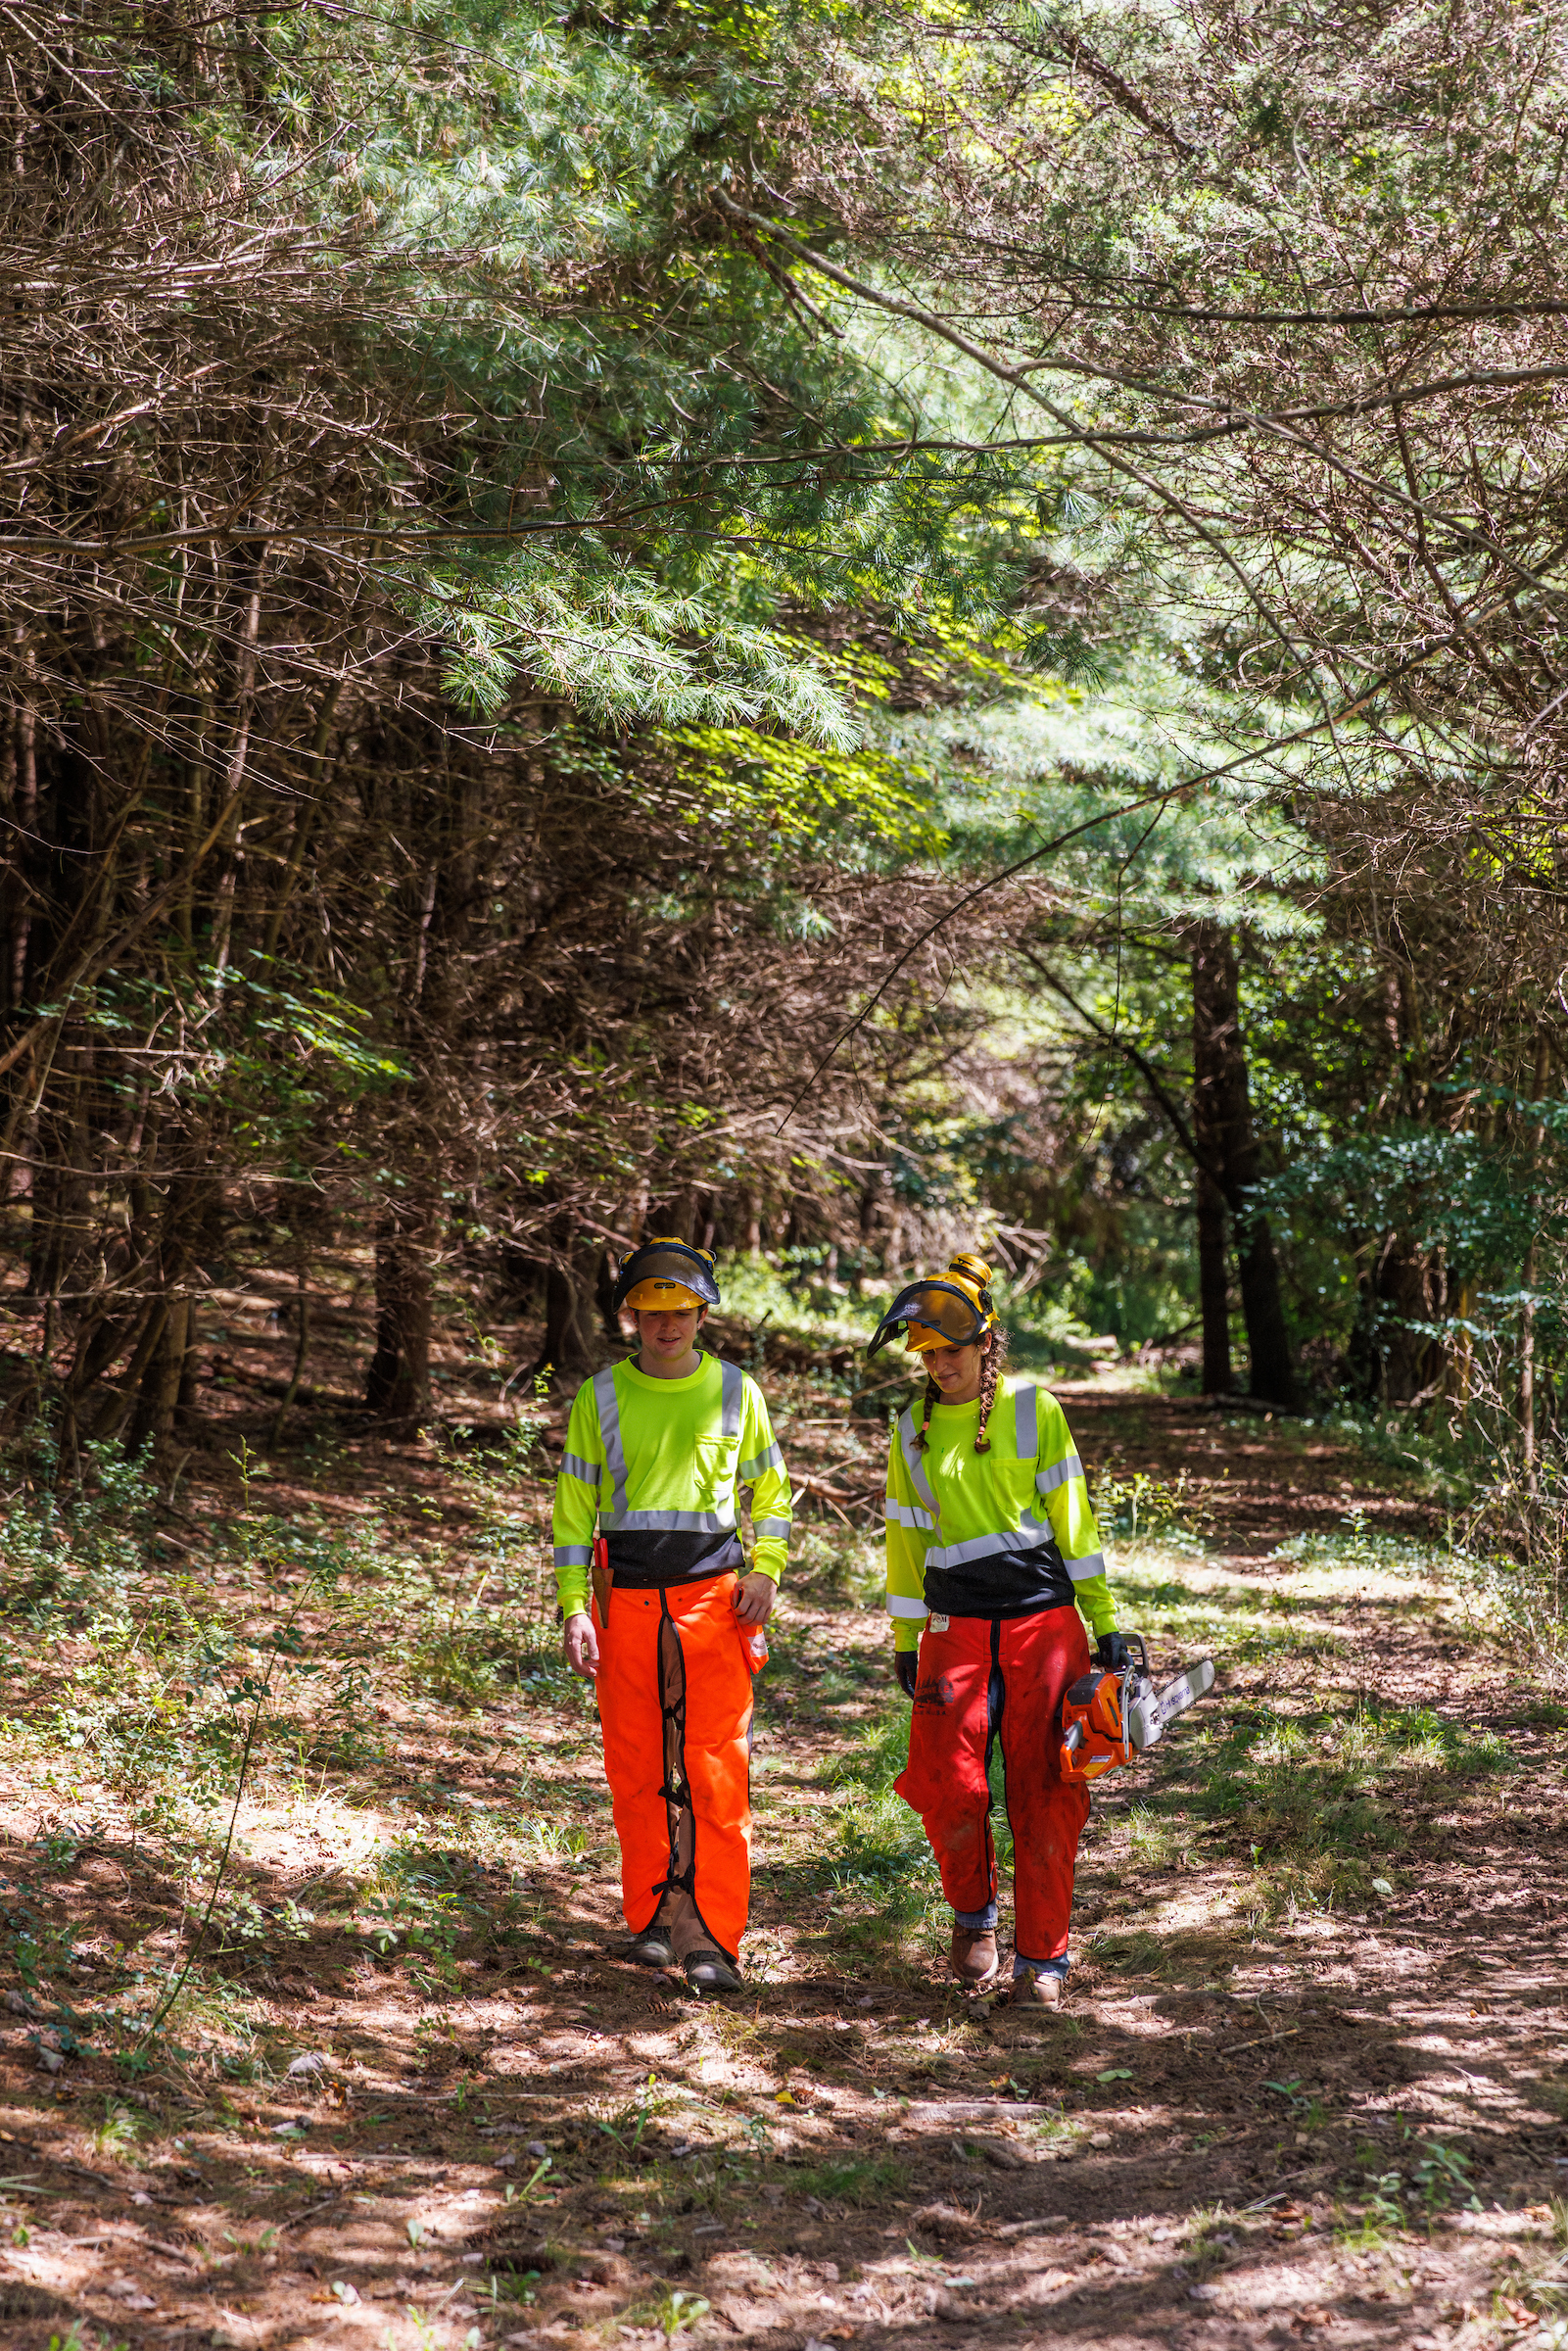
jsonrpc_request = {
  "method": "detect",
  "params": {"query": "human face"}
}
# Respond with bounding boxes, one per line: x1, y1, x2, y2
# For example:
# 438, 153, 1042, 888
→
634, 1306, 704, 1376
921, 1339, 984, 1405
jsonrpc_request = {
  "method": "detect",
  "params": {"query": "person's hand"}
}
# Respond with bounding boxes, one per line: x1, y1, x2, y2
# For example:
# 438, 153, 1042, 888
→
734, 1570, 777, 1626
564, 1610, 600, 1680
893, 1651, 920, 1699
1096, 1631, 1130, 1672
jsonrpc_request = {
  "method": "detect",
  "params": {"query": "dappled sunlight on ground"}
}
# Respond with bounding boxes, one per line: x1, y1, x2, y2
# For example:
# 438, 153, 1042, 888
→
0, 1378, 1562, 2347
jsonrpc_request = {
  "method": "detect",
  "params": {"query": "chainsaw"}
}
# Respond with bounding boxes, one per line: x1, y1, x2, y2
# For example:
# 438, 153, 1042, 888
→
1059, 1633, 1215, 1783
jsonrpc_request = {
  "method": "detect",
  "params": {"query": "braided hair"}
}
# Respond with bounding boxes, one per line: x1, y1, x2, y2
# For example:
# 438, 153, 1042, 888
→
915, 1323, 1010, 1453
973, 1322, 1009, 1452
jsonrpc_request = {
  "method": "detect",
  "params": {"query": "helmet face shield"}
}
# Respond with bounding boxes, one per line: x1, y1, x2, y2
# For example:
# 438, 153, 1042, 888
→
866, 1278, 988, 1359
611, 1239, 721, 1317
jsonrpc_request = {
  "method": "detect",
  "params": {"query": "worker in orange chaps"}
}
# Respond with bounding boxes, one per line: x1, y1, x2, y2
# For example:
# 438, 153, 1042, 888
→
552, 1240, 791, 1995
594, 1573, 755, 1968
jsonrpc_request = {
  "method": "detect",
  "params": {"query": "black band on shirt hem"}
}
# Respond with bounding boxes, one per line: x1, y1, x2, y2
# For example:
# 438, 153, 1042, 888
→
924, 1543, 1074, 1619
606, 1529, 745, 1589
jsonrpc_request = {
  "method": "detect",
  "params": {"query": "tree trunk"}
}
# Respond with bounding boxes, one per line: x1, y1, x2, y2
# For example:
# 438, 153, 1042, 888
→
122, 1297, 190, 1463
1520, 1032, 1550, 1488
531, 1244, 602, 1380
1195, 1168, 1232, 1393
96, 1299, 169, 1442
594, 1247, 619, 1344
1354, 1236, 1446, 1406
268, 1274, 311, 1450
364, 1216, 433, 1435
1191, 921, 1300, 1409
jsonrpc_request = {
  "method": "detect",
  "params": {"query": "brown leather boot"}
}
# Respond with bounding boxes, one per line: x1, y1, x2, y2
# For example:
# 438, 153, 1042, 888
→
685, 1949, 742, 1996
949, 1926, 1000, 1986
1014, 1965, 1064, 2008
627, 1924, 674, 1968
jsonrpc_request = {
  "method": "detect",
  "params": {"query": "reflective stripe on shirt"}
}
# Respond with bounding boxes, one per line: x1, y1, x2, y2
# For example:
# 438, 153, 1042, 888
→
559, 1450, 599, 1485
897, 1409, 941, 1524
1035, 1451, 1084, 1496
609, 1506, 738, 1533
721, 1358, 743, 1438
925, 1515, 1058, 1574
594, 1366, 629, 1520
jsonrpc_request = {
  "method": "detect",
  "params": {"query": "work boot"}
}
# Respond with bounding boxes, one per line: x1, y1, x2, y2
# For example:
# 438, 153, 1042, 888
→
626, 1924, 674, 1968
684, 1948, 742, 1997
949, 1926, 999, 1987
1014, 1965, 1064, 2009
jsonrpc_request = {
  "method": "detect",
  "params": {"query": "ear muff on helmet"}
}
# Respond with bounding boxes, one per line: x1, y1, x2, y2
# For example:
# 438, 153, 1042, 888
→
865, 1256, 1000, 1359
610, 1237, 722, 1317
947, 1253, 997, 1315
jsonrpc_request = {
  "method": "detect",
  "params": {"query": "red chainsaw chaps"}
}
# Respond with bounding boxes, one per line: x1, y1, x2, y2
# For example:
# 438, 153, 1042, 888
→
895, 1604, 1091, 1965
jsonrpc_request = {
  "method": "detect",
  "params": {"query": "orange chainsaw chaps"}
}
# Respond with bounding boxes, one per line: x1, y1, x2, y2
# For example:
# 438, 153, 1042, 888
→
1059, 1666, 1132, 1783
596, 1572, 753, 1963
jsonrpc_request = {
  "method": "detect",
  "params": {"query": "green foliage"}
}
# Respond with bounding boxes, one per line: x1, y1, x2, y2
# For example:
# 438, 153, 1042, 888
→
89, 2100, 144, 2162
1263, 1117, 1555, 1280
217, 0, 1039, 729
1093, 1469, 1211, 1551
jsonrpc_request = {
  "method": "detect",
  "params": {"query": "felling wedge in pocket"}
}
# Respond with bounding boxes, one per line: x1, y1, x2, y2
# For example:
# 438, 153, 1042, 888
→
1059, 1631, 1215, 1782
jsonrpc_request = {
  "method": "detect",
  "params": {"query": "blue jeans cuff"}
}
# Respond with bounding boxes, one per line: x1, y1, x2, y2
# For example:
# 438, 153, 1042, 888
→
955, 1902, 997, 1932
1014, 1951, 1069, 1980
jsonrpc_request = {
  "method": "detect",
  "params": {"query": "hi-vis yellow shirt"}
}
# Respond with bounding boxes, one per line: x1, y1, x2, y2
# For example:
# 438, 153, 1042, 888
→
883, 1373, 1115, 1653
552, 1353, 791, 1617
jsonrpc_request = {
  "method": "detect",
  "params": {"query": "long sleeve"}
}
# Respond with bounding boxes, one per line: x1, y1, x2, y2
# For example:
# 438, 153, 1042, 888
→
1035, 1393, 1116, 1638
738, 1376, 791, 1583
550, 1377, 606, 1618
883, 1415, 934, 1653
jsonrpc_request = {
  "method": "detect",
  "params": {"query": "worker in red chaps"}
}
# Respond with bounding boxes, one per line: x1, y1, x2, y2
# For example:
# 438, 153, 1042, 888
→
872, 1254, 1122, 2006
897, 1607, 1090, 1983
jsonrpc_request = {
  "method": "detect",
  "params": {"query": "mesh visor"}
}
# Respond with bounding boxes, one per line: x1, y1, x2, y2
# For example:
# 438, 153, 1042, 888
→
611, 1241, 721, 1313
866, 1278, 986, 1358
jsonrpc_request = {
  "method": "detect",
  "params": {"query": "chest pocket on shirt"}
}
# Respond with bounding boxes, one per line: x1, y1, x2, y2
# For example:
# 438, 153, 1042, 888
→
990, 1451, 1046, 1521
691, 1435, 739, 1491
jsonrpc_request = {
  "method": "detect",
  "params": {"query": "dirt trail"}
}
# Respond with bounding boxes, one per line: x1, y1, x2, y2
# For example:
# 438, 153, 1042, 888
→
0, 1383, 1564, 2350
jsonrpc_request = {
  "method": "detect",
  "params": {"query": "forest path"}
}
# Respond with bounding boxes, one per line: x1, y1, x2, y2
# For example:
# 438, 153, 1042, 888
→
0, 1392, 1563, 2350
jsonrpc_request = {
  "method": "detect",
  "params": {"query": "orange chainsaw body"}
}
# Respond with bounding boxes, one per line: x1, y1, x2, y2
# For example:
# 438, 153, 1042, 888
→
1059, 1641, 1216, 1781
1059, 1667, 1134, 1783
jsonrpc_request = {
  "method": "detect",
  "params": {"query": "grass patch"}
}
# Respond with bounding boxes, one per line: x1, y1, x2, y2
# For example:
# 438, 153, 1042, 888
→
820, 1705, 944, 1967
792, 2155, 907, 2205
1183, 1700, 1513, 1911
1090, 1927, 1171, 1978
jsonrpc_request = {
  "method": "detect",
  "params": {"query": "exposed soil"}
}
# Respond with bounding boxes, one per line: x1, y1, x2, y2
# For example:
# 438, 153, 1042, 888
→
0, 1354, 1564, 2351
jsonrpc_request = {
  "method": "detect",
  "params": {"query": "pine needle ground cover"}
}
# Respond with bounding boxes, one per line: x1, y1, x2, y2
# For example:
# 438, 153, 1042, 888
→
0, 1279, 1563, 2348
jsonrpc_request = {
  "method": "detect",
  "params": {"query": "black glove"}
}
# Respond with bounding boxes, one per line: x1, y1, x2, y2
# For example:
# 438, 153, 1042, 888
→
1096, 1631, 1130, 1672
893, 1652, 920, 1699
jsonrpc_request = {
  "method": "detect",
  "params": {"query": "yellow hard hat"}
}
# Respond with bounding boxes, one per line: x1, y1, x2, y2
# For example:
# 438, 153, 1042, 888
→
625, 1276, 705, 1313
613, 1237, 721, 1317
868, 1253, 999, 1358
